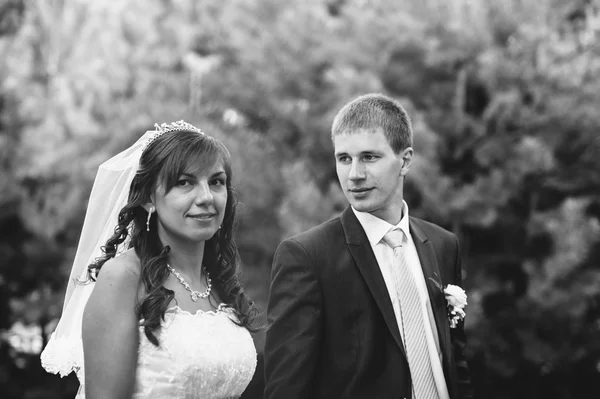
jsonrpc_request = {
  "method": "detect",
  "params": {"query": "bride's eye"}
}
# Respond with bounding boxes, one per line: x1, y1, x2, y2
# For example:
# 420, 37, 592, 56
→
211, 178, 226, 187
176, 179, 191, 187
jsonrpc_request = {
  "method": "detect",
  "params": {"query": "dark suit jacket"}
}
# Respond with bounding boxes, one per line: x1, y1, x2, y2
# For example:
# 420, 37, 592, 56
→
264, 206, 472, 399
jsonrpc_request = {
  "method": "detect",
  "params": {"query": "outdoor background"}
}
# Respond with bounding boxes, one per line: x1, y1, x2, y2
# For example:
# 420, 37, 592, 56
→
1, 0, 599, 398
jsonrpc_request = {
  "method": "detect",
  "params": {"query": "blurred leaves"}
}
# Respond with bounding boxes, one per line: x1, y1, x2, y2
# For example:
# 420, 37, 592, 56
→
1, 0, 600, 398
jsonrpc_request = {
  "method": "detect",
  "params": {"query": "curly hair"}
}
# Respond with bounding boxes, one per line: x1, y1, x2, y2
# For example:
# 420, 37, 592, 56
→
86, 129, 258, 346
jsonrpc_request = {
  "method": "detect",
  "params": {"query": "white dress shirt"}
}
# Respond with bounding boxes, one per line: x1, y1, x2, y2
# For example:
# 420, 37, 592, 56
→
352, 201, 450, 399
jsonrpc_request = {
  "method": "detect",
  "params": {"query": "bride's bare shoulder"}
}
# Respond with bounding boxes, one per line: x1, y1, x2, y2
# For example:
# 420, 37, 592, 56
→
83, 250, 141, 331
97, 249, 141, 283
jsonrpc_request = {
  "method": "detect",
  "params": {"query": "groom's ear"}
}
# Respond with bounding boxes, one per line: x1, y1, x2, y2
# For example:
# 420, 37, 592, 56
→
400, 147, 413, 176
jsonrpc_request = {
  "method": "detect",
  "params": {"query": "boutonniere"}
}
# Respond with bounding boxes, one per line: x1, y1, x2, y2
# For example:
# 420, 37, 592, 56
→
429, 277, 467, 328
443, 284, 467, 328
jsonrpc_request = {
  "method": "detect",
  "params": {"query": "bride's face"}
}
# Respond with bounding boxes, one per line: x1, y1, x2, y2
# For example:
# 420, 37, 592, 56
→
152, 160, 228, 245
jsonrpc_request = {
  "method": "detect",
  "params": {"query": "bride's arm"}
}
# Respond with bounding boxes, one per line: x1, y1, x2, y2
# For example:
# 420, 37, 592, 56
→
82, 256, 140, 399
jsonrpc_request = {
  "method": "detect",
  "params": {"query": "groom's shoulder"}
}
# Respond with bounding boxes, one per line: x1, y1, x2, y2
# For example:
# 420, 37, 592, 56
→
286, 215, 344, 247
410, 216, 457, 242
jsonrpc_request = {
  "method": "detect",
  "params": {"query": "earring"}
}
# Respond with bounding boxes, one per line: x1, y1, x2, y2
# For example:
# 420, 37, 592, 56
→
146, 207, 154, 232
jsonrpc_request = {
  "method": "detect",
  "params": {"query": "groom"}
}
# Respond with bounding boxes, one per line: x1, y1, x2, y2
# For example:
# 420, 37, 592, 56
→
264, 93, 473, 399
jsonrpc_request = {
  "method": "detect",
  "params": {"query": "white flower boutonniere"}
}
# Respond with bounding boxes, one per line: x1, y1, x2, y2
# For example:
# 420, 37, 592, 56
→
444, 284, 467, 328
429, 277, 468, 329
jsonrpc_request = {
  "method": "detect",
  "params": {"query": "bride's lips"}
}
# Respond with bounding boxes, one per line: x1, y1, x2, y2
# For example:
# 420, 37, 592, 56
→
188, 213, 216, 220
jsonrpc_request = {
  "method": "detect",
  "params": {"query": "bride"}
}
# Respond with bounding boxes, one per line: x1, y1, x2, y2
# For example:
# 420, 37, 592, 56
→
41, 121, 258, 398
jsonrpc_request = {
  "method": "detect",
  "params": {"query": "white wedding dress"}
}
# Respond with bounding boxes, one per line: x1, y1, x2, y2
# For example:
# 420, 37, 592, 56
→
75, 303, 257, 399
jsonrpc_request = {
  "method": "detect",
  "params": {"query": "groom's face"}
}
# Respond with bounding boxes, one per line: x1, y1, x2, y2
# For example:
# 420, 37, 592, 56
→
334, 128, 412, 225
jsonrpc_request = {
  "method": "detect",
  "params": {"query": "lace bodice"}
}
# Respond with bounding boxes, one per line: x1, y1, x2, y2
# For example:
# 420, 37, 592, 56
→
76, 304, 257, 399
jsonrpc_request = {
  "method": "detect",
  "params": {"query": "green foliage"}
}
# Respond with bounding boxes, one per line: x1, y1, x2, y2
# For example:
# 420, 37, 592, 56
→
1, 0, 600, 398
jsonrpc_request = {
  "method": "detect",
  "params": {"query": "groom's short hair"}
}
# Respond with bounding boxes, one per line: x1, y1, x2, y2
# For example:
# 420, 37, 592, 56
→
331, 93, 413, 154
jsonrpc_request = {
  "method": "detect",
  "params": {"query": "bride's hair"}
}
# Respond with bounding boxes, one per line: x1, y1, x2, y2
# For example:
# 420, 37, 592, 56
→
87, 129, 258, 346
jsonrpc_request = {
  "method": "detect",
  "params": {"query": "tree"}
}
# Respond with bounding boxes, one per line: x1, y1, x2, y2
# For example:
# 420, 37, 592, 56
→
1, 0, 599, 398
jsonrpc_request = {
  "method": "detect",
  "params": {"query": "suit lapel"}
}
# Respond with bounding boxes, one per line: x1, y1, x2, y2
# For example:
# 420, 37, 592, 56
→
340, 207, 406, 358
410, 218, 453, 371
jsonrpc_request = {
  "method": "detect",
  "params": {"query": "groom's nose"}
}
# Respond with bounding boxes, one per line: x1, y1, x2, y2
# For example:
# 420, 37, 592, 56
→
348, 160, 366, 180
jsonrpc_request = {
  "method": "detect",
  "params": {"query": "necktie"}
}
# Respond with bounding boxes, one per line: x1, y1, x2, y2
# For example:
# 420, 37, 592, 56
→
383, 229, 439, 399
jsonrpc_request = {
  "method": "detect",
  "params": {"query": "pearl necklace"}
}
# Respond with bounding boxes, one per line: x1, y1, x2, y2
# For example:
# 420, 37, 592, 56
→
166, 264, 212, 302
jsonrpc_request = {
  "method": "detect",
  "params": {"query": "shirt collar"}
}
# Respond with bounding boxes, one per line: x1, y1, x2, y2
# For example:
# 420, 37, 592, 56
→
352, 200, 411, 246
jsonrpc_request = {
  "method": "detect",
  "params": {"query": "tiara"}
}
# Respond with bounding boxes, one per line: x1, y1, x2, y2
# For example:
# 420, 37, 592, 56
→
142, 120, 205, 151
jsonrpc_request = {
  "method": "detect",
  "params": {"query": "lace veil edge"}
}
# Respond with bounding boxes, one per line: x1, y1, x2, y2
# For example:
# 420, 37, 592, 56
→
40, 130, 154, 381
